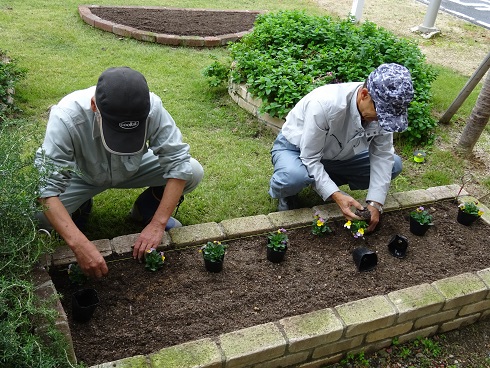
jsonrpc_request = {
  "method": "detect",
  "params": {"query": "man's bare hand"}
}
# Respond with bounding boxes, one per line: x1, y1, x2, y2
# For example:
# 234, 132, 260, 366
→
73, 240, 108, 279
133, 221, 165, 260
330, 191, 364, 220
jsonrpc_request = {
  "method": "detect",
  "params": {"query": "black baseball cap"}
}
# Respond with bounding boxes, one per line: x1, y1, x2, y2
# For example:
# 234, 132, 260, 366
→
95, 67, 150, 155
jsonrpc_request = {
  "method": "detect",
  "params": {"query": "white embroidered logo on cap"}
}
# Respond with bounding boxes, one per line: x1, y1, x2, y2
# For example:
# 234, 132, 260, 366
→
119, 121, 140, 129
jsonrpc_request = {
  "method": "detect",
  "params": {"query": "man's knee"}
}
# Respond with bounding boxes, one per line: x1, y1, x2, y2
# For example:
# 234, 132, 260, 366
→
184, 158, 204, 193
269, 166, 312, 198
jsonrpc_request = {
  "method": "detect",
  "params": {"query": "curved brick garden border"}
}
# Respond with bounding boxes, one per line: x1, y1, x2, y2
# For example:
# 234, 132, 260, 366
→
33, 185, 490, 367
78, 6, 261, 47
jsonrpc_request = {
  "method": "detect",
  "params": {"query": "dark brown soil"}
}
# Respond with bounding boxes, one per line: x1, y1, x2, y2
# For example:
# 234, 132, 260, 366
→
49, 200, 490, 366
89, 7, 260, 37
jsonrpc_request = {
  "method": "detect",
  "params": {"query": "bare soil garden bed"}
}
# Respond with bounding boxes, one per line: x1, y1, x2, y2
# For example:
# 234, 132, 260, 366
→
88, 7, 259, 37
49, 200, 490, 366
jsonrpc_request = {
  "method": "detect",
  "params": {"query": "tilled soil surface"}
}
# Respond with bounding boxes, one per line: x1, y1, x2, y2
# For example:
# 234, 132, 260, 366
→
89, 7, 259, 37
49, 200, 490, 366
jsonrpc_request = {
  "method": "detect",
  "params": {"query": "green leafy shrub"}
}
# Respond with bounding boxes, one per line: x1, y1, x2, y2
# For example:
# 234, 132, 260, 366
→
0, 119, 78, 367
206, 11, 437, 145
202, 56, 231, 88
0, 50, 26, 121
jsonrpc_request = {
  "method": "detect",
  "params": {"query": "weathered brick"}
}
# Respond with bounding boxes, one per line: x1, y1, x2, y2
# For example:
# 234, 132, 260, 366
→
220, 215, 274, 238
94, 17, 114, 33
219, 323, 286, 368
168, 222, 224, 247
439, 314, 480, 333
280, 308, 343, 353
150, 338, 221, 368
388, 283, 444, 323
414, 309, 458, 329
156, 34, 183, 46
366, 322, 413, 343
432, 272, 488, 310
312, 335, 364, 359
335, 295, 396, 337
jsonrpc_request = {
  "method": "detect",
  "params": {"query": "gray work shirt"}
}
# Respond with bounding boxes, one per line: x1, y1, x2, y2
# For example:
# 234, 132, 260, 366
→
281, 82, 394, 205
35, 86, 193, 198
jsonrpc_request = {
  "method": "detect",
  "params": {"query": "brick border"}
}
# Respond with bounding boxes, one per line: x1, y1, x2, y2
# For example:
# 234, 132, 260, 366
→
229, 81, 285, 131
34, 186, 490, 367
78, 6, 262, 47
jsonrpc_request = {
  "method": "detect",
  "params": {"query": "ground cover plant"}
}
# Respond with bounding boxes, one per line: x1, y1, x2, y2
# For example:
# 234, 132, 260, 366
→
205, 11, 438, 145
0, 68, 80, 367
0, 50, 26, 121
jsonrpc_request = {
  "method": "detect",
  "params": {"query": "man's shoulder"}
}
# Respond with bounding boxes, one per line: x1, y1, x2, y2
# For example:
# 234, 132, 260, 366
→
51, 86, 95, 126
57, 86, 95, 109
308, 82, 361, 100
313, 81, 362, 91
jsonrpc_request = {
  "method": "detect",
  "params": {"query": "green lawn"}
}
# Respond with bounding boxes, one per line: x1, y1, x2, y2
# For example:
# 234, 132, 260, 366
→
1, 0, 487, 240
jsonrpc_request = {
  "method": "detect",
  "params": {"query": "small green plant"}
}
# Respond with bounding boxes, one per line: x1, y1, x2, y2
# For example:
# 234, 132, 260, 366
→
344, 220, 368, 238
458, 201, 484, 216
68, 263, 89, 285
410, 206, 433, 225
416, 337, 442, 358
0, 50, 27, 121
339, 351, 370, 366
200, 241, 228, 262
145, 248, 165, 271
202, 57, 230, 87
398, 346, 412, 359
267, 228, 289, 251
311, 212, 332, 236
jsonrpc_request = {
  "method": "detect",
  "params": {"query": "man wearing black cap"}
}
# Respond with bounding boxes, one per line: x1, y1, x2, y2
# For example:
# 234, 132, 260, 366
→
269, 63, 414, 232
36, 67, 203, 279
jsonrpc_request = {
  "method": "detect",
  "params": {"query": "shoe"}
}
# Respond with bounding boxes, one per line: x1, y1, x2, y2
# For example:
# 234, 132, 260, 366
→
72, 199, 93, 232
130, 205, 182, 230
130, 187, 185, 224
277, 195, 300, 211
165, 217, 182, 231
129, 188, 183, 230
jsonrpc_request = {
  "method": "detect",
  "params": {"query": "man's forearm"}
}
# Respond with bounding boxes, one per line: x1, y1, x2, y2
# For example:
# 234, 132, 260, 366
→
38, 196, 89, 250
150, 178, 186, 229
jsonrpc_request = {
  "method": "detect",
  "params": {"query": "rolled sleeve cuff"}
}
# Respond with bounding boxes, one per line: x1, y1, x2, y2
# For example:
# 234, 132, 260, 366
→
163, 161, 193, 182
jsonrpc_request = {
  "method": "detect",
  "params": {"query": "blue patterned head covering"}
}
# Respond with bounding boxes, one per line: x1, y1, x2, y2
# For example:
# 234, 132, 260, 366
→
367, 63, 414, 133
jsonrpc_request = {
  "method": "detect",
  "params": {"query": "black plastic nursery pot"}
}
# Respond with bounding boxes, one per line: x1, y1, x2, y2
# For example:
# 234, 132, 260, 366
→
409, 217, 430, 236
457, 209, 480, 226
352, 247, 378, 272
267, 246, 287, 263
388, 234, 408, 258
204, 258, 224, 273
72, 288, 99, 323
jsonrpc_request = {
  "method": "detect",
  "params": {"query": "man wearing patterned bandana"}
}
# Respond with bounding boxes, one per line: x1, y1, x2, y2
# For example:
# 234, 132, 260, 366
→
269, 63, 414, 232
35, 67, 204, 279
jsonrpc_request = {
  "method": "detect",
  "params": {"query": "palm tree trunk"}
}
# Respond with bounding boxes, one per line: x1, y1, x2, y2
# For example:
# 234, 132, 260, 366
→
457, 72, 490, 156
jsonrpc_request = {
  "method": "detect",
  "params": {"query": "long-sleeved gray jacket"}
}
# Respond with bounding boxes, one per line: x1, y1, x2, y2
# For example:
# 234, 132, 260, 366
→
281, 82, 394, 205
35, 86, 192, 198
